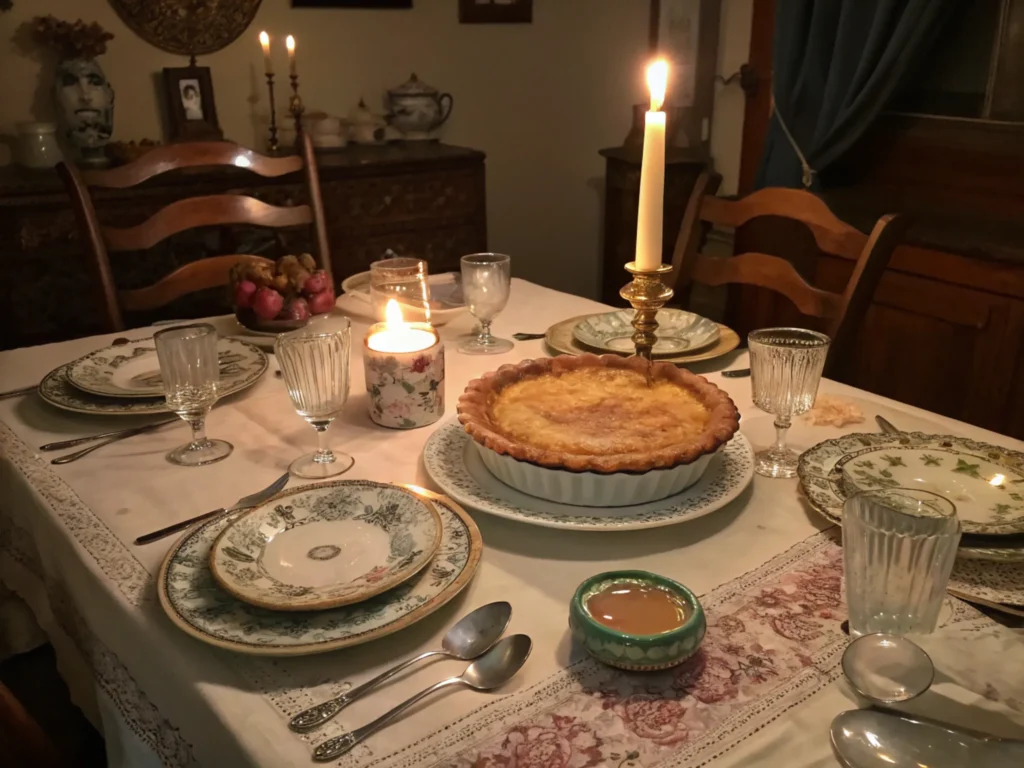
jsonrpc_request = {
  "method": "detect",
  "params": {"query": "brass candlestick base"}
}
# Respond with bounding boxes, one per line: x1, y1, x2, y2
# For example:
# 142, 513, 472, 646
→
264, 72, 279, 154
619, 262, 674, 361
289, 74, 305, 145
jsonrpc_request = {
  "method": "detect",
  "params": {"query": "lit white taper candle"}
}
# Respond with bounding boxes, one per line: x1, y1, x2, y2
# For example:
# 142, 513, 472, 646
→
259, 31, 272, 75
635, 59, 669, 271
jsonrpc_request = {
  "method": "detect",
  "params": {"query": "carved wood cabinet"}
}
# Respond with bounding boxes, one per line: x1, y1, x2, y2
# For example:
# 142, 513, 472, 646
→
0, 143, 486, 350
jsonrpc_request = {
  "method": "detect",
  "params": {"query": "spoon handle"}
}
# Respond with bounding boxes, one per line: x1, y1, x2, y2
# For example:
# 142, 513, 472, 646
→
313, 678, 463, 762
289, 649, 445, 732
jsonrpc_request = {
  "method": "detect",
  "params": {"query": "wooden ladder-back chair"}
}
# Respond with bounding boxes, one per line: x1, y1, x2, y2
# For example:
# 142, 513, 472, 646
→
58, 132, 330, 332
669, 173, 909, 377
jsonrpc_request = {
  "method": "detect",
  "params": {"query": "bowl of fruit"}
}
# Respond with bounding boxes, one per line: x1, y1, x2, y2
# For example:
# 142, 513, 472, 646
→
230, 254, 336, 334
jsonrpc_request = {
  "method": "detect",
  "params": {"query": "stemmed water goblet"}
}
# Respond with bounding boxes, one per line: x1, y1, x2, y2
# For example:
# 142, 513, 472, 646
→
748, 327, 830, 478
154, 323, 233, 467
459, 252, 513, 354
274, 322, 355, 478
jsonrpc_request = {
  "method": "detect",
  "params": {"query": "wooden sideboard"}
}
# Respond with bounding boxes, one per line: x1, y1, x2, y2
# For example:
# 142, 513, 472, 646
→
0, 143, 487, 350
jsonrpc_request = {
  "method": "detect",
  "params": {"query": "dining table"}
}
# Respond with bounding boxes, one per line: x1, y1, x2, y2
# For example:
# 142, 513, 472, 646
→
1, 277, 1023, 768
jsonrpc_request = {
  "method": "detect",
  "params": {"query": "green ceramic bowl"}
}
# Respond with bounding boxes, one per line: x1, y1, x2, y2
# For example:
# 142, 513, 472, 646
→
569, 570, 706, 671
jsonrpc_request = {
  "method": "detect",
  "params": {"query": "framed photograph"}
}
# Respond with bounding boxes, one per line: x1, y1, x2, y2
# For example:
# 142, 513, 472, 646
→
291, 1, 412, 7
459, 0, 532, 24
162, 66, 222, 141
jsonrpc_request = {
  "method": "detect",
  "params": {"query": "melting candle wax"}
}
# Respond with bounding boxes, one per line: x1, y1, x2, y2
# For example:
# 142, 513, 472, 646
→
586, 582, 690, 635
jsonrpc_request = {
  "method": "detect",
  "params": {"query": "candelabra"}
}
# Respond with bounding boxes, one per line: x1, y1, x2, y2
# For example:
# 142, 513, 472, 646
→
264, 72, 279, 154
619, 262, 674, 361
289, 73, 305, 145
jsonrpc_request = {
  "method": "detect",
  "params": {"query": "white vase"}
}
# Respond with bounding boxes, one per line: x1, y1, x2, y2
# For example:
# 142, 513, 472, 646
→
15, 122, 63, 169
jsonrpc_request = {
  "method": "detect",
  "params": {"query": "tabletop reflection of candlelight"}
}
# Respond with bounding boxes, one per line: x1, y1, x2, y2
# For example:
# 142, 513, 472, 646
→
635, 59, 668, 272
367, 300, 437, 354
286, 34, 297, 78
259, 31, 272, 75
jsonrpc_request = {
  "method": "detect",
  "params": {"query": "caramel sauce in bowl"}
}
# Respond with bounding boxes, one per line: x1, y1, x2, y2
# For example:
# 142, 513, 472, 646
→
569, 571, 706, 671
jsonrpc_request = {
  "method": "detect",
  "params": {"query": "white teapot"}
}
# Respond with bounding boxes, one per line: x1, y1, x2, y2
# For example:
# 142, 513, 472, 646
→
386, 73, 453, 140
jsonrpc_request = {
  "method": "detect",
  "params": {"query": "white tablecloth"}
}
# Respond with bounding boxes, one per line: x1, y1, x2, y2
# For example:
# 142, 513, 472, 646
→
1, 279, 1022, 767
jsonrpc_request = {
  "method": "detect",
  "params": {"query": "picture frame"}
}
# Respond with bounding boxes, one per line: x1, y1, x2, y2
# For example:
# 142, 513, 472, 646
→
459, 0, 532, 24
162, 66, 223, 142
291, 1, 412, 7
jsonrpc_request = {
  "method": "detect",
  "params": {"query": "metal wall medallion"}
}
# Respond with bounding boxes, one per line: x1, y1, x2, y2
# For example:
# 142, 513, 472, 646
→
108, 0, 263, 56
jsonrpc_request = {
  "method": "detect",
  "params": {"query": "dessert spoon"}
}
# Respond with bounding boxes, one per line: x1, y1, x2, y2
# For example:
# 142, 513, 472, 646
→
289, 601, 512, 732
312, 634, 532, 762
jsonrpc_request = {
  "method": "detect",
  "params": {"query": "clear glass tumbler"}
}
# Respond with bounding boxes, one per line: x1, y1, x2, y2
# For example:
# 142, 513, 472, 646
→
154, 323, 233, 467
369, 256, 430, 322
274, 322, 354, 479
459, 252, 513, 354
748, 327, 830, 478
844, 488, 961, 637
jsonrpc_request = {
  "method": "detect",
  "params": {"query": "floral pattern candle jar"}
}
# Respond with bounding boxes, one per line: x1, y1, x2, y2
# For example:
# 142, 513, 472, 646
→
364, 300, 444, 428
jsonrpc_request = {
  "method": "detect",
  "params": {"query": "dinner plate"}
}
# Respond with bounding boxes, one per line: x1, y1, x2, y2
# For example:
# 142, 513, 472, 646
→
66, 336, 267, 399
799, 432, 1024, 562
39, 363, 169, 416
341, 270, 465, 325
573, 309, 720, 356
423, 419, 754, 531
158, 486, 482, 655
209, 481, 442, 611
545, 315, 740, 366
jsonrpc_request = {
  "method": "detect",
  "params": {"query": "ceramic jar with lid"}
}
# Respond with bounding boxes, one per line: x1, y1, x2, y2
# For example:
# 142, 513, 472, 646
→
386, 73, 453, 140
16, 122, 63, 169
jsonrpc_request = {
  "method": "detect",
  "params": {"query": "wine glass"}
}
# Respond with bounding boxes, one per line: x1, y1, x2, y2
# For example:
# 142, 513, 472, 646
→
459, 253, 513, 354
154, 323, 233, 467
748, 327, 830, 478
369, 256, 430, 322
274, 322, 354, 478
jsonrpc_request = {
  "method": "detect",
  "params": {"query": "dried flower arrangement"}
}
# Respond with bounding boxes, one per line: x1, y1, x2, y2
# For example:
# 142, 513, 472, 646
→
32, 15, 114, 59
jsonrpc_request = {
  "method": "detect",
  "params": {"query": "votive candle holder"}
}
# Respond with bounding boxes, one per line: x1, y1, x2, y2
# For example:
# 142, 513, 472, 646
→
363, 323, 445, 429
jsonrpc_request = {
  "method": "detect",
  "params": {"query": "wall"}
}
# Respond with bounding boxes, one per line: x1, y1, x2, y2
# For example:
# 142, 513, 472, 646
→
1, 0, 752, 297
709, 0, 754, 196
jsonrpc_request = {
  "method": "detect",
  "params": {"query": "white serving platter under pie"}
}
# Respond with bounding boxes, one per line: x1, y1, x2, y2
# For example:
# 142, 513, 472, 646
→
158, 486, 482, 656
572, 309, 720, 356
210, 481, 442, 611
66, 336, 267, 399
423, 419, 754, 531
798, 432, 1024, 561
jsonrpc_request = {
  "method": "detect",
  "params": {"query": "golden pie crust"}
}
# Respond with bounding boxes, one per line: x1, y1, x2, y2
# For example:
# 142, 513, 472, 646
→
457, 354, 740, 473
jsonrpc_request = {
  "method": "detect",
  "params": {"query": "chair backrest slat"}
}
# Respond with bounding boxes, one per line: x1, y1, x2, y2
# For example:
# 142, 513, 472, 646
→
81, 143, 303, 188
102, 195, 313, 252
120, 255, 274, 312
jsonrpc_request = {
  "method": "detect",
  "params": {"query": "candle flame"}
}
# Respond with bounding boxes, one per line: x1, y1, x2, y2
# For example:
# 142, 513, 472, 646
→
286, 34, 296, 53
647, 59, 668, 112
259, 31, 269, 47
384, 299, 406, 327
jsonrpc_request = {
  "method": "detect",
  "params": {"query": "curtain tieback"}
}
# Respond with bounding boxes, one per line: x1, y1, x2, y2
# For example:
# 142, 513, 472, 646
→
771, 94, 815, 188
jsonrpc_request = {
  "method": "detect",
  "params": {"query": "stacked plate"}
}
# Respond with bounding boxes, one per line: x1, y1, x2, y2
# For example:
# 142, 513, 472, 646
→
158, 481, 483, 655
799, 431, 1024, 606
39, 336, 268, 417
545, 309, 741, 366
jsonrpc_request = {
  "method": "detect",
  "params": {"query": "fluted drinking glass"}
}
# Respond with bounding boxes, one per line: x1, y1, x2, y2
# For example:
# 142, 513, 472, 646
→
844, 488, 961, 637
274, 322, 354, 479
154, 323, 233, 467
748, 327, 830, 478
459, 253, 513, 354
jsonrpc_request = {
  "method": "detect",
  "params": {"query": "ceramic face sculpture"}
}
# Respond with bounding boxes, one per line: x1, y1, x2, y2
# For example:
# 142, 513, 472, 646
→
55, 58, 115, 153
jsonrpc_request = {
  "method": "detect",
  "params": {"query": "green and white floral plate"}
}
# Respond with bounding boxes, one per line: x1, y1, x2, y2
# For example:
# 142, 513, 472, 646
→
799, 432, 1024, 560
158, 486, 481, 655
423, 419, 753, 531
210, 481, 442, 611
66, 336, 267, 399
572, 309, 720, 356
39, 363, 169, 416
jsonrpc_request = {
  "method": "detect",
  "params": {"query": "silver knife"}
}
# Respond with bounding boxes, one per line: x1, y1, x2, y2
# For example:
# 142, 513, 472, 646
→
875, 415, 900, 434
133, 471, 290, 545
41, 418, 179, 451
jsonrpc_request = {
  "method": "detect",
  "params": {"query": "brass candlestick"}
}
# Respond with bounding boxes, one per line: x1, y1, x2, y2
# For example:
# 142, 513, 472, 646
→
289, 73, 305, 144
264, 72, 279, 154
620, 262, 674, 361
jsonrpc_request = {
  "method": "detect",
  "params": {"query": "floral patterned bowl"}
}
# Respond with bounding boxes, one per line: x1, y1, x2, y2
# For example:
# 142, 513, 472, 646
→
569, 570, 706, 671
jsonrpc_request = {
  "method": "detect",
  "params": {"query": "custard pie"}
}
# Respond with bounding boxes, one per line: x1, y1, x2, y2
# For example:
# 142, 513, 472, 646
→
458, 354, 739, 473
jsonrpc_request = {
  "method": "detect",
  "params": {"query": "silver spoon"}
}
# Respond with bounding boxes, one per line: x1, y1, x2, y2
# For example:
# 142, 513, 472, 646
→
289, 601, 513, 733
313, 634, 532, 762
831, 709, 1024, 768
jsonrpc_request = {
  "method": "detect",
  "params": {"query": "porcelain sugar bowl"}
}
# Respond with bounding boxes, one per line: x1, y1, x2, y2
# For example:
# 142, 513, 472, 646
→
386, 73, 453, 140
349, 99, 387, 144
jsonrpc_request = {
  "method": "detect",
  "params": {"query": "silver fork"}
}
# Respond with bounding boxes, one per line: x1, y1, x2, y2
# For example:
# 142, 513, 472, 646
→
41, 418, 179, 452
133, 471, 290, 545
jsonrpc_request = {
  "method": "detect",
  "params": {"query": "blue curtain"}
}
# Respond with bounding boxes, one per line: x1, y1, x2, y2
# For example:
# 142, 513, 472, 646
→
756, 0, 955, 189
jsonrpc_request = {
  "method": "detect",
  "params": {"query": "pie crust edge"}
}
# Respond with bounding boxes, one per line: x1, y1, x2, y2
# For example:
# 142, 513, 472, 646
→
457, 353, 740, 473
